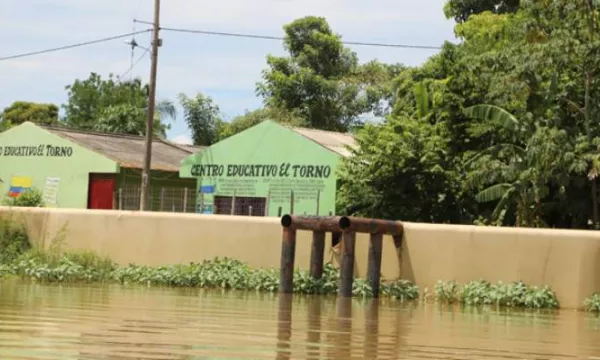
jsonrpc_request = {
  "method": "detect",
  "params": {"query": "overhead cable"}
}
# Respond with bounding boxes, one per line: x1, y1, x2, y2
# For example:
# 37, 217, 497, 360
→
133, 19, 442, 50
0, 29, 152, 62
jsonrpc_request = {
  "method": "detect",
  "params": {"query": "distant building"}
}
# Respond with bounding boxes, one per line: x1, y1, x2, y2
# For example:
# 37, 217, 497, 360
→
180, 120, 356, 216
0, 122, 203, 211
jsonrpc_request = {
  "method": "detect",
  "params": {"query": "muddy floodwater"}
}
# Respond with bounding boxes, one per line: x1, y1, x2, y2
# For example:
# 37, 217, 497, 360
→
1, 281, 600, 359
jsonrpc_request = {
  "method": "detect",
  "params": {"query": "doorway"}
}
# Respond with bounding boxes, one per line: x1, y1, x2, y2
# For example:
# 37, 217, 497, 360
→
88, 174, 116, 210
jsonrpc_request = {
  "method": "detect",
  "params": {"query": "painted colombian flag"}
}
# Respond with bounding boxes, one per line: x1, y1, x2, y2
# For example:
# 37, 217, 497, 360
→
8, 176, 32, 198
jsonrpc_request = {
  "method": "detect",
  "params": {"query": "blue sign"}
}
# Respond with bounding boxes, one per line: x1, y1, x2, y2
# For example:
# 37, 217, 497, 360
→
200, 185, 215, 194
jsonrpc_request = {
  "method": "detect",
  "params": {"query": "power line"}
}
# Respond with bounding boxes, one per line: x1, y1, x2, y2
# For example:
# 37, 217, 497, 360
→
118, 47, 150, 81
0, 29, 152, 62
133, 19, 442, 50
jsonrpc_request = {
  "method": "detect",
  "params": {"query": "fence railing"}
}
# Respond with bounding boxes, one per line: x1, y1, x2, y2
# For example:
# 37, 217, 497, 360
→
114, 186, 196, 213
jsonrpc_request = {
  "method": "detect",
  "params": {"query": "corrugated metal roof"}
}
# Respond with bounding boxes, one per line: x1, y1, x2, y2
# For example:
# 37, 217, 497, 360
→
288, 126, 356, 157
41, 125, 203, 172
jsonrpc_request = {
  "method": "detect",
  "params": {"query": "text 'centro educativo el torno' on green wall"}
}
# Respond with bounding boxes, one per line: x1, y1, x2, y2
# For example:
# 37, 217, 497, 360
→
190, 162, 335, 216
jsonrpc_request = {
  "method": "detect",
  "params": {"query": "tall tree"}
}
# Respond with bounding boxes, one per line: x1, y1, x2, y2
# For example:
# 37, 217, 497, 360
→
62, 72, 175, 136
0, 101, 59, 129
257, 16, 395, 132
444, 0, 519, 23
178, 93, 223, 146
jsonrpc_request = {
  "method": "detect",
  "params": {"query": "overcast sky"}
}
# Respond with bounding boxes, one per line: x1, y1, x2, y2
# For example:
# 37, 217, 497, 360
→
0, 0, 457, 144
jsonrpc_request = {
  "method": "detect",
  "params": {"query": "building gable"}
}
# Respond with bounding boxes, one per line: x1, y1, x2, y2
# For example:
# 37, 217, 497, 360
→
179, 120, 345, 216
0, 122, 118, 208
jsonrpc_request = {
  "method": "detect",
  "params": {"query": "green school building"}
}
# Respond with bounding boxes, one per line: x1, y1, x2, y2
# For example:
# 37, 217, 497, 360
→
179, 120, 356, 217
0, 122, 202, 211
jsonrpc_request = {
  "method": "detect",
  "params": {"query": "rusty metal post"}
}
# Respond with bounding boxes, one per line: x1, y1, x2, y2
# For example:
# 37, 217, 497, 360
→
281, 215, 344, 232
393, 234, 403, 279
183, 187, 188, 213
339, 231, 356, 298
310, 231, 325, 280
279, 227, 297, 293
364, 299, 379, 359
368, 233, 383, 297
306, 297, 322, 358
276, 293, 293, 360
339, 216, 403, 236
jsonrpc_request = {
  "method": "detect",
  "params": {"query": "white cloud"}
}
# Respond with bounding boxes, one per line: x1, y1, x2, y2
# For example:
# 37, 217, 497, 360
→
170, 133, 193, 145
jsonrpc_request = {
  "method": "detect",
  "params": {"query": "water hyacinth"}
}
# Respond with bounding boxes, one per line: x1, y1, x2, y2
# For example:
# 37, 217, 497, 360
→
584, 294, 600, 313
434, 280, 560, 309
0, 244, 419, 300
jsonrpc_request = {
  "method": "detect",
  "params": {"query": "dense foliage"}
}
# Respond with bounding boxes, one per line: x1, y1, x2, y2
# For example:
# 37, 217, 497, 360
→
0, 101, 59, 129
434, 280, 560, 309
337, 0, 600, 229
2, 188, 45, 208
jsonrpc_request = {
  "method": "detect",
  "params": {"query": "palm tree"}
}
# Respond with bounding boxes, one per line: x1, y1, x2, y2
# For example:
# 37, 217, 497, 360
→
464, 105, 570, 227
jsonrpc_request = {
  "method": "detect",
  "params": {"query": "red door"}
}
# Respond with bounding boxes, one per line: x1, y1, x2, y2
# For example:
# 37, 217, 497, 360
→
88, 175, 115, 210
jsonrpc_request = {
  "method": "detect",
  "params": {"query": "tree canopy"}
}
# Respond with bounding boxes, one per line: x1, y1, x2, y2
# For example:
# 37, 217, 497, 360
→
256, 16, 400, 132
0, 101, 59, 130
62, 72, 175, 137
337, 0, 600, 229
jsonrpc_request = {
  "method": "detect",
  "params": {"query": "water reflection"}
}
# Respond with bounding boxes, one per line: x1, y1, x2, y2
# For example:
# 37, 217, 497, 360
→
1, 281, 600, 359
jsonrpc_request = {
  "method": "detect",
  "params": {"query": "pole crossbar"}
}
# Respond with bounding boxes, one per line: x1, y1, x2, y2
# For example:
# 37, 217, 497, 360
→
281, 214, 403, 235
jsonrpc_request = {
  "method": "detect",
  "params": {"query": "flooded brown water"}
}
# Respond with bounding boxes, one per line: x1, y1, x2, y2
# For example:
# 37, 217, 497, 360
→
1, 282, 600, 359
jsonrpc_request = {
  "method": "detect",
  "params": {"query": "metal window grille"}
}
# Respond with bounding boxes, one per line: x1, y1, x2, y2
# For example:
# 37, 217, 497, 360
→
115, 185, 196, 213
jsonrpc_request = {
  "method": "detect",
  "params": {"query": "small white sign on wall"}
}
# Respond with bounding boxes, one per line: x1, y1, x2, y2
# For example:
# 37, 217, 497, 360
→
42, 177, 60, 207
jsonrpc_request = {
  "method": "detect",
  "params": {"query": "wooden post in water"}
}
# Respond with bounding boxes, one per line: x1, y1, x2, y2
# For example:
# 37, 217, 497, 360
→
367, 233, 383, 297
339, 231, 356, 298
276, 294, 293, 360
310, 231, 325, 279
393, 234, 403, 279
279, 227, 297, 293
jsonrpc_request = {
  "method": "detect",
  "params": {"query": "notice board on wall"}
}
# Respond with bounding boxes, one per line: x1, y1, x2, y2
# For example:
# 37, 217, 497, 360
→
42, 177, 60, 207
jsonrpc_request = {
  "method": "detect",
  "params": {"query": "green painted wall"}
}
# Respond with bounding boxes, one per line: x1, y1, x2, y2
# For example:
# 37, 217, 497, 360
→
180, 120, 342, 216
0, 122, 118, 208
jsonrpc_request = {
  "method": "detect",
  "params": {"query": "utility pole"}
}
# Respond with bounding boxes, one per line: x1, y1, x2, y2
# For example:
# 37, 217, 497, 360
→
140, 0, 161, 211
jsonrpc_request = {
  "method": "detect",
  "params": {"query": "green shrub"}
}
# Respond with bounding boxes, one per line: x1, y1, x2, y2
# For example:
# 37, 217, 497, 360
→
381, 280, 420, 301
434, 280, 559, 309
584, 293, 600, 312
0, 216, 30, 264
435, 280, 460, 304
2, 188, 45, 207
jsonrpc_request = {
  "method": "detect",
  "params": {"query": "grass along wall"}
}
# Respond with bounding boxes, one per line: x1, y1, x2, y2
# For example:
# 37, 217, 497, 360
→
2, 206, 600, 309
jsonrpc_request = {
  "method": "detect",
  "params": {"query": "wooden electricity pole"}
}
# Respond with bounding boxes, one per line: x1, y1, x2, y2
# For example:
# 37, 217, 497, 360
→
140, 0, 161, 211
